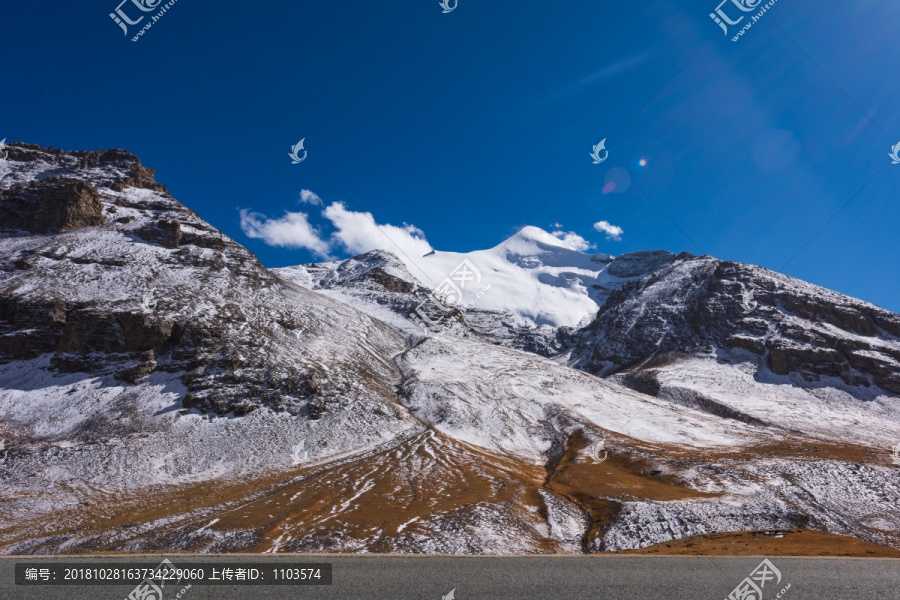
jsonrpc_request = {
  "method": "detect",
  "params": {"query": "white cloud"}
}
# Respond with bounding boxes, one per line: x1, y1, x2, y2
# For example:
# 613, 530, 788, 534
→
323, 202, 433, 261
300, 189, 322, 205
239, 200, 434, 266
593, 220, 624, 241
551, 230, 595, 252
239, 209, 333, 258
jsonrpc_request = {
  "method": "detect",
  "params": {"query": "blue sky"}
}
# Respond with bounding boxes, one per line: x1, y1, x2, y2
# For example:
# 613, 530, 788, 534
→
4, 0, 900, 310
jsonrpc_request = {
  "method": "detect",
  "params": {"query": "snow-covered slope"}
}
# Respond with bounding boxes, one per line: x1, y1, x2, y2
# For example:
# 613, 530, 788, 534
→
276, 249, 566, 356
397, 335, 769, 463
566, 254, 900, 447
279, 232, 900, 447
0, 143, 424, 546
2, 142, 899, 557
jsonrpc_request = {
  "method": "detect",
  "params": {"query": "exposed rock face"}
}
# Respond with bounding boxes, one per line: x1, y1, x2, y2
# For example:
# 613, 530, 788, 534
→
135, 219, 182, 248
2, 143, 169, 195
0, 177, 104, 233
605, 250, 677, 278
568, 255, 900, 395
115, 350, 158, 383
0, 295, 67, 359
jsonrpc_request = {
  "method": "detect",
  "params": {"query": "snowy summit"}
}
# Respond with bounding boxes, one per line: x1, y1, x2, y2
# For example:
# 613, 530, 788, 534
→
289, 225, 677, 329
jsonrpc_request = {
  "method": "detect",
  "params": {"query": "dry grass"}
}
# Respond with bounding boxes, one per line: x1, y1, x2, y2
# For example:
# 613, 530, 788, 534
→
3, 428, 895, 556
544, 430, 718, 551
620, 529, 900, 557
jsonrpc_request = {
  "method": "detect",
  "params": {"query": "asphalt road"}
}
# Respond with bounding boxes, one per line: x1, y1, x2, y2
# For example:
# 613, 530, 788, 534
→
2, 554, 898, 600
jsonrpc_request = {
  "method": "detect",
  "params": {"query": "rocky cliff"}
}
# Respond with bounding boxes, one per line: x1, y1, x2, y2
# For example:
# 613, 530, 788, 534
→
568, 254, 900, 396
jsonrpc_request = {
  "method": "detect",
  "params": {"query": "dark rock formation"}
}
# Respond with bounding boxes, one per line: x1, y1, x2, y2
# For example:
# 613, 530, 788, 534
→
0, 177, 104, 233
569, 256, 900, 395
135, 219, 182, 248
606, 250, 678, 278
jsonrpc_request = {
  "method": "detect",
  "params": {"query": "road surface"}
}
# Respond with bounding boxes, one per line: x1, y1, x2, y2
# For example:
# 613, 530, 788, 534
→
1, 554, 897, 599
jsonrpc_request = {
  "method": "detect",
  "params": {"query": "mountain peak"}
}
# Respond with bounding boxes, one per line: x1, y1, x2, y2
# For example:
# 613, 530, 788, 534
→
512, 225, 563, 243
497, 226, 574, 253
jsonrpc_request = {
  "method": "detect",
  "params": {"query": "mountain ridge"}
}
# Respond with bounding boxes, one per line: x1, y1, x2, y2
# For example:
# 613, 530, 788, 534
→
1, 143, 898, 556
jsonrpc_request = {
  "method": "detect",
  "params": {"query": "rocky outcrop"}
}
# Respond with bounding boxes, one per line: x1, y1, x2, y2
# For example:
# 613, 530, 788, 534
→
606, 250, 678, 278
115, 350, 158, 383
569, 256, 900, 396
135, 219, 182, 248
4, 143, 169, 195
0, 176, 104, 233
0, 295, 67, 360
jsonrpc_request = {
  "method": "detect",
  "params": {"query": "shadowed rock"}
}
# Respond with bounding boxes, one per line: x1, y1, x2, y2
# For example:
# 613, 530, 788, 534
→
0, 177, 104, 233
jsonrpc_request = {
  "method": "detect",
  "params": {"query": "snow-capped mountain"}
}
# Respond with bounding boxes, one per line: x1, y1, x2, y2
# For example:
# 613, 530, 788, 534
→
279, 229, 900, 449
1, 143, 899, 556
275, 235, 680, 355
318, 224, 677, 329
276, 249, 566, 356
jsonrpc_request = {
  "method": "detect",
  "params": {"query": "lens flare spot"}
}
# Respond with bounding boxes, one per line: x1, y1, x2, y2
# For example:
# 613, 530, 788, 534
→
603, 167, 632, 194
